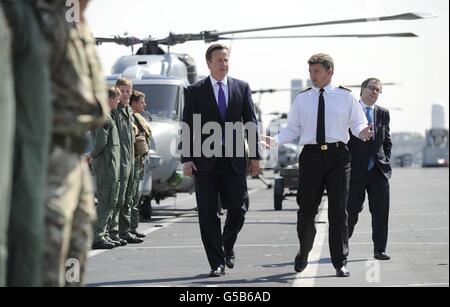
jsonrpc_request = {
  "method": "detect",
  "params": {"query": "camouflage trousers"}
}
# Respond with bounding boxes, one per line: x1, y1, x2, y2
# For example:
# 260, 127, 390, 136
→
130, 157, 145, 231
43, 146, 96, 287
0, 3, 15, 287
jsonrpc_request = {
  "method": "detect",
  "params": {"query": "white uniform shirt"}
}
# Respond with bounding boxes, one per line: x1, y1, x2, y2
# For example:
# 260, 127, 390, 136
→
274, 84, 368, 146
210, 76, 229, 107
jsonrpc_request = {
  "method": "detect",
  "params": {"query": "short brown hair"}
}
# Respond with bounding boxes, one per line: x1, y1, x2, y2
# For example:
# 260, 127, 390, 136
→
205, 44, 229, 62
308, 53, 334, 71
130, 90, 145, 105
360, 78, 382, 95
108, 86, 121, 99
115, 77, 132, 88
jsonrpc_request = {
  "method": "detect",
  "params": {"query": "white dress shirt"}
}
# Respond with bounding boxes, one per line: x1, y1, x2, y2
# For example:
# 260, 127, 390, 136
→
210, 76, 229, 107
274, 83, 368, 146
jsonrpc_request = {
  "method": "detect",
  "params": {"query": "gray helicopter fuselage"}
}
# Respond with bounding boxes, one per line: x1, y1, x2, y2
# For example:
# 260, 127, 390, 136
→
106, 53, 196, 200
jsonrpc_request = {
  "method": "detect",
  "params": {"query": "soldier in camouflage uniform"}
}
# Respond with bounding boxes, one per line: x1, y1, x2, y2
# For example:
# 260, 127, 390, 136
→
90, 87, 122, 250
42, 0, 109, 286
2, 0, 52, 287
0, 2, 15, 287
129, 91, 152, 238
107, 78, 143, 244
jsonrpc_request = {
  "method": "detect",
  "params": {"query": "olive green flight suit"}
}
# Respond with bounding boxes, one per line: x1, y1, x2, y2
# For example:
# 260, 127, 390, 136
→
92, 111, 121, 242
108, 104, 135, 239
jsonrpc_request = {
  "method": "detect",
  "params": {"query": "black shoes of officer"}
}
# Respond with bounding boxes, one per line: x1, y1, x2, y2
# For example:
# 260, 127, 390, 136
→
92, 239, 115, 250
225, 251, 235, 269
335, 266, 350, 277
294, 251, 308, 273
209, 265, 226, 277
120, 233, 144, 244
374, 251, 391, 260
131, 230, 146, 238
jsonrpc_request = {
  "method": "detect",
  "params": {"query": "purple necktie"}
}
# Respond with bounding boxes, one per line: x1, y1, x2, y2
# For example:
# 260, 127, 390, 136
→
217, 82, 227, 121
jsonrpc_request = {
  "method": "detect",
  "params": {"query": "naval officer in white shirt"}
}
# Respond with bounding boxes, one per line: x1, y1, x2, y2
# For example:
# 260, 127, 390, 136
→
265, 53, 373, 277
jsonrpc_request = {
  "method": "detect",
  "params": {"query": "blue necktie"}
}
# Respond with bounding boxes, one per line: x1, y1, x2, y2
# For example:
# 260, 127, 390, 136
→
217, 82, 227, 121
365, 107, 375, 171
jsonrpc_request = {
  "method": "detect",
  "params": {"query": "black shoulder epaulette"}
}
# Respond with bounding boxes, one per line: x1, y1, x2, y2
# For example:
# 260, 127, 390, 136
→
300, 87, 312, 93
338, 85, 352, 92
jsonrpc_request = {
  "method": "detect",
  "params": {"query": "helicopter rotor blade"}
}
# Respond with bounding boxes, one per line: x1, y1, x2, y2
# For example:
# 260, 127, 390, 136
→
95, 36, 144, 47
95, 12, 435, 48
215, 12, 436, 36
220, 32, 418, 40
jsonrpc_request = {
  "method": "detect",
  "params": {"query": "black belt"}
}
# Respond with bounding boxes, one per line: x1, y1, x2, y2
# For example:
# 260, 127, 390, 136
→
303, 142, 346, 151
52, 134, 86, 154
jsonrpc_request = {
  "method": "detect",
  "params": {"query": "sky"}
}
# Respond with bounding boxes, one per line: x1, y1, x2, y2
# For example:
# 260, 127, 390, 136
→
86, 0, 449, 135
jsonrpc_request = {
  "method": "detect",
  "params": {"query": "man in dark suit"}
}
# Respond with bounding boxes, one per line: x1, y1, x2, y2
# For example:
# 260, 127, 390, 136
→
347, 78, 393, 260
182, 44, 261, 277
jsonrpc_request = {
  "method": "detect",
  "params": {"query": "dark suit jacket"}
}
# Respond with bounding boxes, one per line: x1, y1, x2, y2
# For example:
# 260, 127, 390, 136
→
348, 104, 392, 182
181, 76, 261, 175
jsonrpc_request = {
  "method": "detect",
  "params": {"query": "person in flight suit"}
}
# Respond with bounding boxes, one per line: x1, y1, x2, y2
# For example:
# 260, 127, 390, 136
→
90, 86, 122, 250
347, 78, 392, 261
108, 78, 143, 244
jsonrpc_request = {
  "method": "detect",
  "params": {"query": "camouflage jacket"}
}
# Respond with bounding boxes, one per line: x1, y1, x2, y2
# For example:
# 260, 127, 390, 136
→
44, 1, 108, 136
133, 113, 152, 145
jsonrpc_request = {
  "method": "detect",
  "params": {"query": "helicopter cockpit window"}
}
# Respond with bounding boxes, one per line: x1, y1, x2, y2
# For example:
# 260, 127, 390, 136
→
133, 85, 180, 121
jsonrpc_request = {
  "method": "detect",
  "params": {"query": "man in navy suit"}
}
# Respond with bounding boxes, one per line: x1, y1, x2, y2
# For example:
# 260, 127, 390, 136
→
347, 78, 393, 261
182, 44, 261, 277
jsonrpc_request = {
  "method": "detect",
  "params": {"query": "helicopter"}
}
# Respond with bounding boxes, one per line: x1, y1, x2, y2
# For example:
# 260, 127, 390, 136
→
95, 12, 433, 218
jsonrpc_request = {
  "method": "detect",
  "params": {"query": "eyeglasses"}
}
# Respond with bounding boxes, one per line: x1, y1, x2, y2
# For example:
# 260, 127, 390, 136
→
366, 85, 382, 94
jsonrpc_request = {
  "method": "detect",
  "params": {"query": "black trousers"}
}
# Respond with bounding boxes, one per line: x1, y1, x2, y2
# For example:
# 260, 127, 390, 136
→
296, 144, 350, 269
348, 168, 390, 253
195, 158, 248, 269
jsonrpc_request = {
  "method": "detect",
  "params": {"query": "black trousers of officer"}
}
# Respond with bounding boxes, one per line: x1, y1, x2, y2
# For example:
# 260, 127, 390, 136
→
297, 143, 350, 269
195, 158, 248, 269
347, 168, 390, 253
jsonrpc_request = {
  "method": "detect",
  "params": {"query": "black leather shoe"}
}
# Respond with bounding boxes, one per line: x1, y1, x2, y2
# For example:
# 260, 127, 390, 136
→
374, 251, 391, 260
92, 239, 115, 250
120, 233, 144, 244
107, 238, 122, 247
225, 252, 235, 269
294, 251, 308, 273
209, 265, 225, 277
336, 266, 350, 277
110, 236, 128, 246
131, 230, 146, 238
